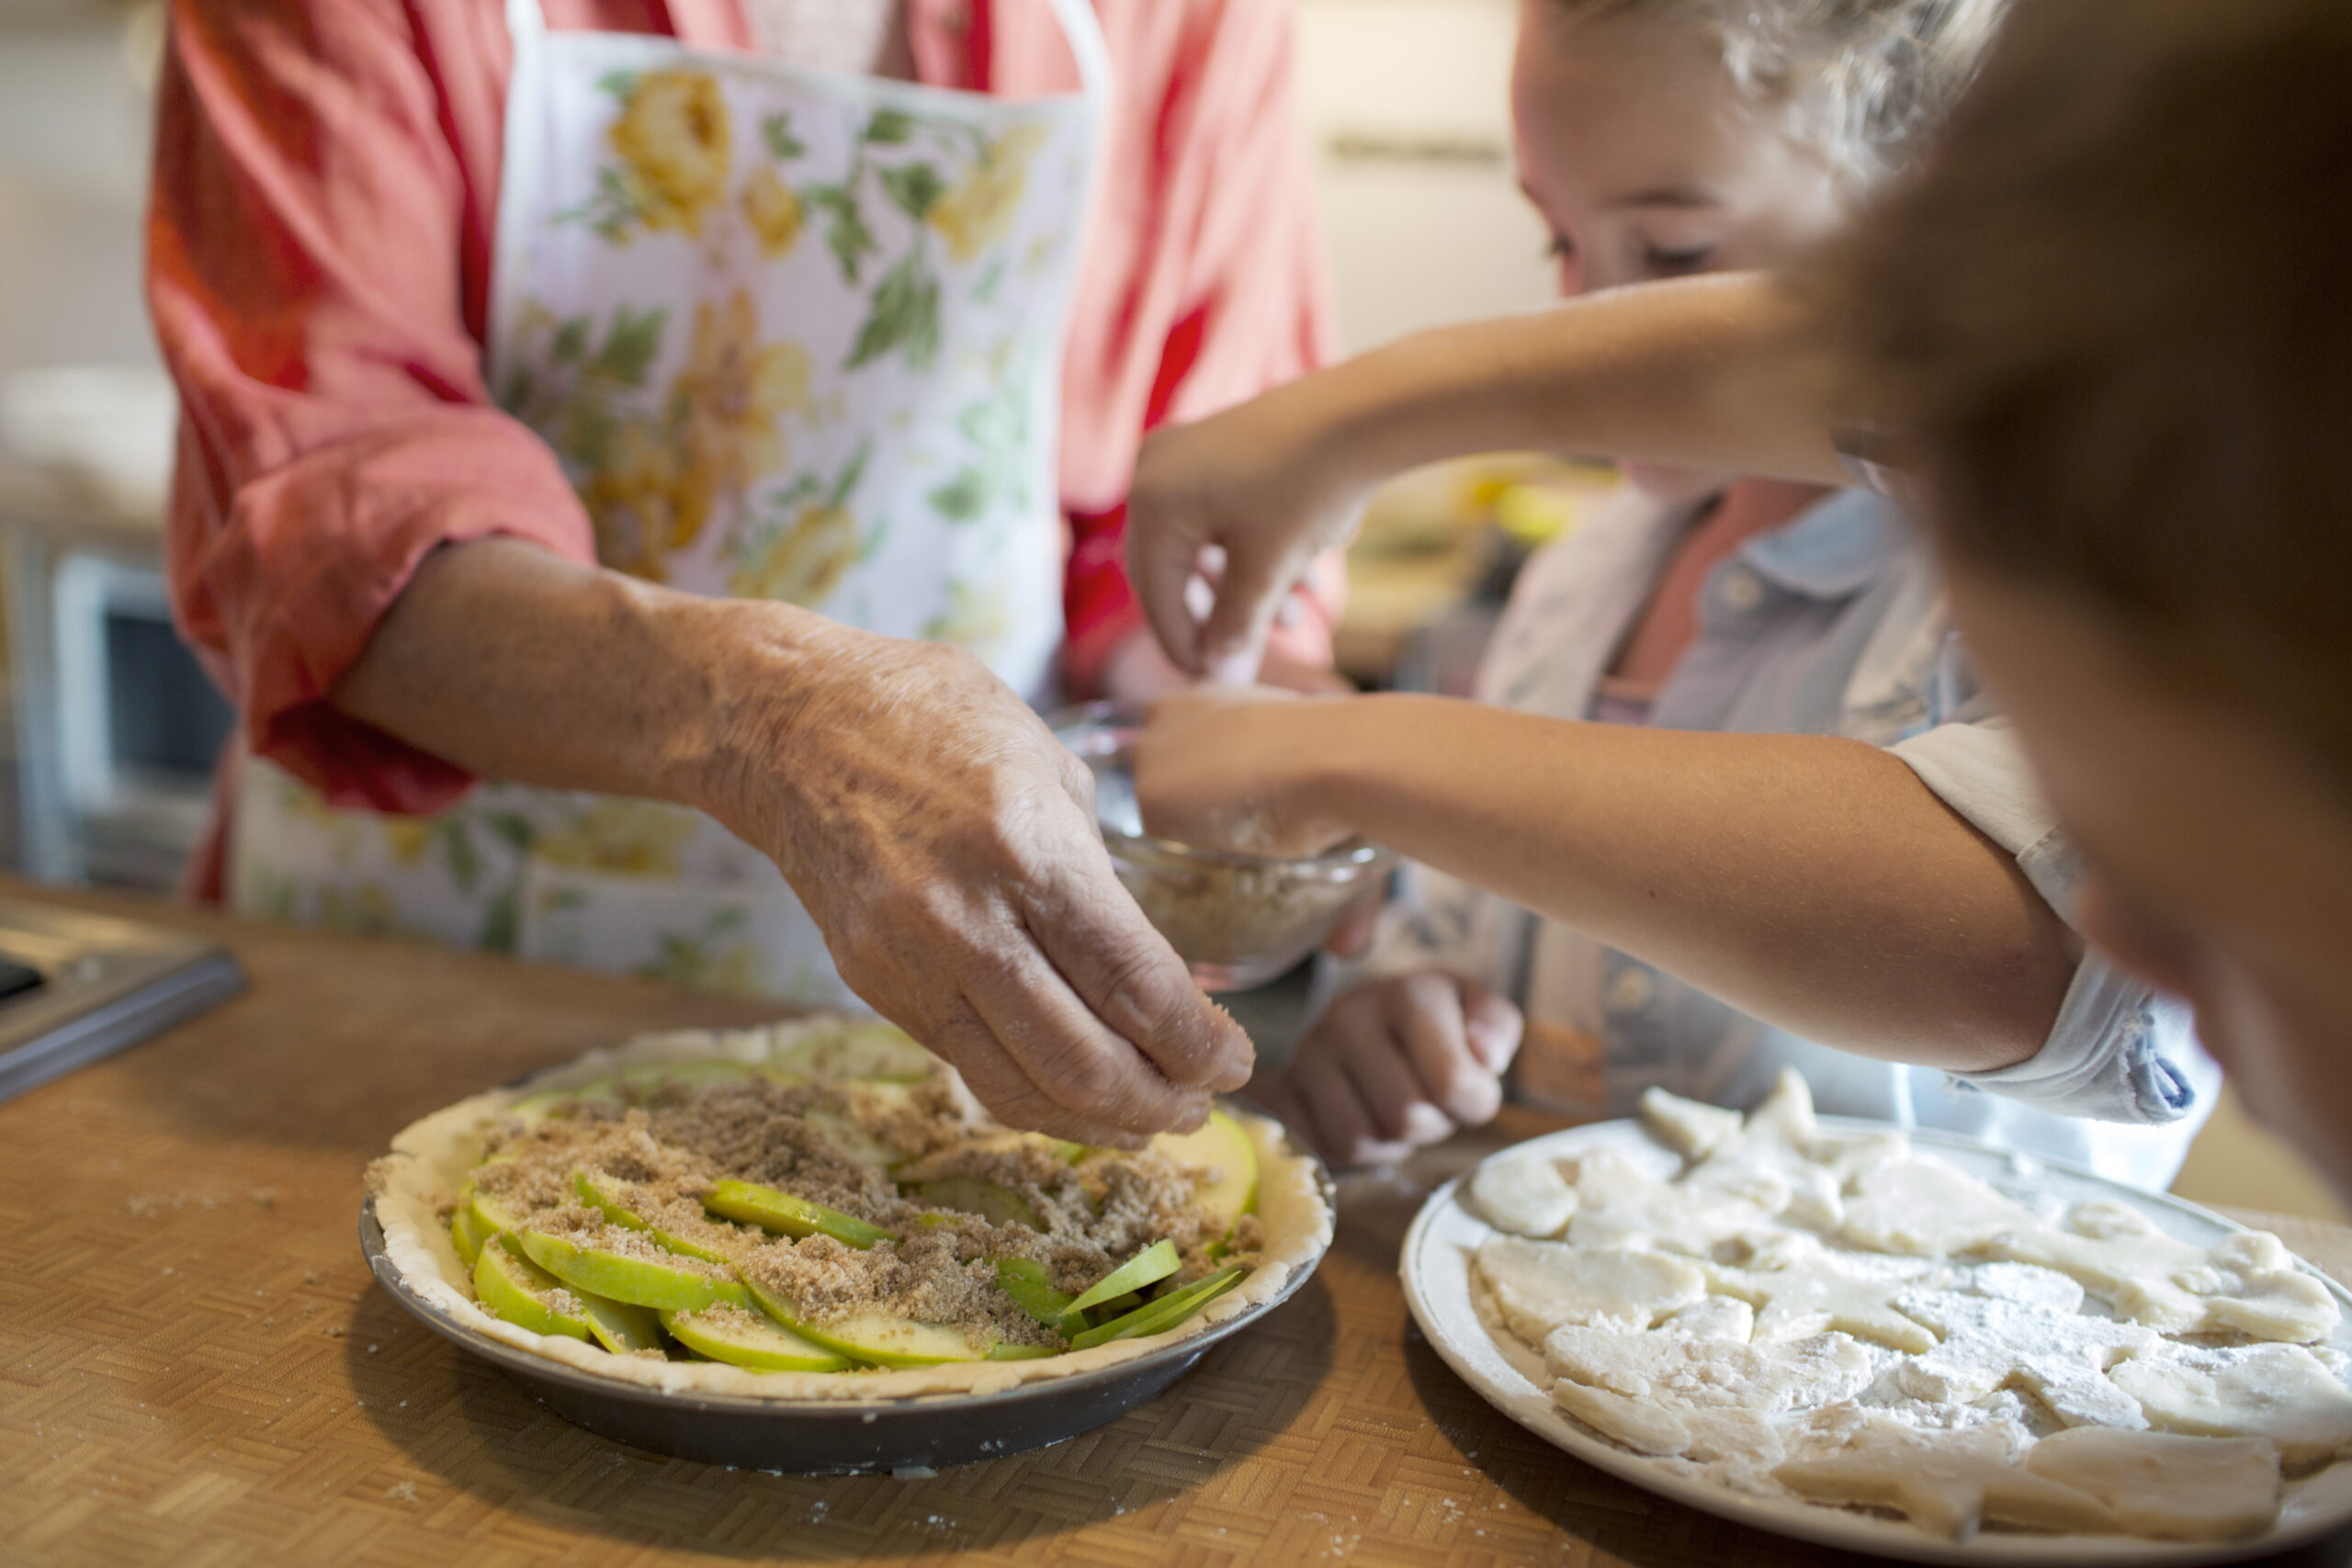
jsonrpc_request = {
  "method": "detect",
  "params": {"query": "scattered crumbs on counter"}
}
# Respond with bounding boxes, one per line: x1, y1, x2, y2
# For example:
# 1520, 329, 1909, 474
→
386, 1482, 418, 1503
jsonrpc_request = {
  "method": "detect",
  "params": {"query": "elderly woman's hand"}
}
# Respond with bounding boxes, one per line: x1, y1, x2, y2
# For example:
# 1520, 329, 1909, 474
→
712, 624, 1253, 1145
335, 540, 1252, 1146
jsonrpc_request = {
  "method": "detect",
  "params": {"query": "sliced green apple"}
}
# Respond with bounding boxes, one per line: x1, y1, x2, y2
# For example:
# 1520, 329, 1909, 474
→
1069, 1267, 1247, 1351
449, 1186, 491, 1269
802, 1111, 897, 1170
993, 1257, 1074, 1326
572, 1169, 740, 1264
769, 1021, 937, 1084
473, 1233, 590, 1340
1152, 1110, 1258, 1229
702, 1179, 894, 1249
1087, 1290, 1144, 1322
983, 1342, 1059, 1361
904, 1176, 1042, 1230
514, 1228, 752, 1314
1058, 1239, 1181, 1335
659, 1305, 852, 1371
578, 1292, 664, 1354
738, 1273, 984, 1367
469, 1184, 532, 1237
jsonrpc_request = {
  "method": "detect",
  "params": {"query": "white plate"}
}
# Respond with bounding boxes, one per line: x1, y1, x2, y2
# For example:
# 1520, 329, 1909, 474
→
1399, 1115, 2352, 1565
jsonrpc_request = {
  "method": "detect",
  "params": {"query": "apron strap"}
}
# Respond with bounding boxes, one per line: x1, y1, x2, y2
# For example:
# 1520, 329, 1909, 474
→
1038, 0, 1113, 107
506, 0, 547, 48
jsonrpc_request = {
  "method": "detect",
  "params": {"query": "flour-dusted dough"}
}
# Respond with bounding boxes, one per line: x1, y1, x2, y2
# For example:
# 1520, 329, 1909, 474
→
1474, 1235, 1705, 1340
1545, 1323, 1873, 1412
1668, 1068, 1848, 1229
2111, 1343, 2352, 1465
1659, 1295, 1755, 1341
369, 1017, 1335, 1404
1458, 1075, 2352, 1549
1775, 1418, 2117, 1540
1993, 1202, 2341, 1341
1838, 1156, 2041, 1258
1566, 1145, 1790, 1255
1702, 1234, 1949, 1353
1543, 1323, 1871, 1466
1551, 1380, 1785, 1466
1894, 1289, 2156, 1429
1638, 1087, 1744, 1159
1469, 1153, 1577, 1239
1969, 1260, 2086, 1314
2021, 1427, 2282, 1541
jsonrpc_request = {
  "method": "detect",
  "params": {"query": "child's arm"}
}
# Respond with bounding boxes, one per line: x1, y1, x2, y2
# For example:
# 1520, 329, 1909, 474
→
1134, 689, 2079, 1076
1127, 273, 1848, 682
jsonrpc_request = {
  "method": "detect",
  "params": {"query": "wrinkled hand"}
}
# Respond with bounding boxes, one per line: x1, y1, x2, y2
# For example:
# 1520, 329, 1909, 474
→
1131, 685, 1354, 858
1126, 382, 1374, 686
1254, 973, 1522, 1168
713, 626, 1252, 1145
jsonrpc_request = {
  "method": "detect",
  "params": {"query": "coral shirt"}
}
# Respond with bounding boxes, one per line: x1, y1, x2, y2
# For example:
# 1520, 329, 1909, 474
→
149, 0, 1338, 824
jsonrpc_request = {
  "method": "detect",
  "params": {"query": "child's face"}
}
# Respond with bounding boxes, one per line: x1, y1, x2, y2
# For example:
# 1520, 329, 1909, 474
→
1949, 563, 2352, 1200
1511, 2, 1847, 499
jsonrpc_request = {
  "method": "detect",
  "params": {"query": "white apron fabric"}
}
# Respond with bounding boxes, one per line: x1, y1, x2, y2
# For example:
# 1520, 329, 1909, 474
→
230, 0, 1109, 1006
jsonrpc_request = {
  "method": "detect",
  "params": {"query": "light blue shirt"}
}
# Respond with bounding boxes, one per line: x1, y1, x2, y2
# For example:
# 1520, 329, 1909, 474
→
1355, 485, 2217, 1190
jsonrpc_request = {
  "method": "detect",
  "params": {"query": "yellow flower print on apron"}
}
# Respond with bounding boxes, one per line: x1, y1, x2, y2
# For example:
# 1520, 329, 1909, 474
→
230, 0, 1110, 1006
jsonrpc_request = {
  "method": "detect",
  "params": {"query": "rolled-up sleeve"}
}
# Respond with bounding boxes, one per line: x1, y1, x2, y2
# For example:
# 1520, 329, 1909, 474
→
150, 0, 595, 816
1891, 715, 2214, 1124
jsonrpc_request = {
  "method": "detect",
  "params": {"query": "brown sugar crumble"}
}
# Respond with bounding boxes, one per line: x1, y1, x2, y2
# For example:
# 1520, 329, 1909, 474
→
464, 1066, 1260, 1348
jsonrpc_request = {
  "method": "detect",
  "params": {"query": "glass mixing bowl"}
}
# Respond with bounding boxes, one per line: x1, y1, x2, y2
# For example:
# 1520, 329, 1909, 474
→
1053, 705, 1395, 992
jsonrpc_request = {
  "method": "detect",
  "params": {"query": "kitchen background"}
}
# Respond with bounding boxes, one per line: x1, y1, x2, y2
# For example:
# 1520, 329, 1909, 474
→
0, 0, 2329, 1217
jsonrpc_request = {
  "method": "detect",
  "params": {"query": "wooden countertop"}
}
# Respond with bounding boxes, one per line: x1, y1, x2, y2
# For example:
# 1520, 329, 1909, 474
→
2, 881, 2347, 1566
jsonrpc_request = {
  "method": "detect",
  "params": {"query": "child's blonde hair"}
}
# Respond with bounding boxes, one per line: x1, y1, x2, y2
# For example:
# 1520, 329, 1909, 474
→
1545, 0, 2006, 182
1837, 0, 2352, 789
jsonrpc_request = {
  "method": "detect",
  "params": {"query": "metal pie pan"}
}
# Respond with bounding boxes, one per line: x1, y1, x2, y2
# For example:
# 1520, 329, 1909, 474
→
359, 1137, 1333, 1473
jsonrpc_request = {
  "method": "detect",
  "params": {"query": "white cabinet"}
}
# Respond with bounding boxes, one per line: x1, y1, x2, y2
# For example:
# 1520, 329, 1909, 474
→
1295, 0, 1556, 351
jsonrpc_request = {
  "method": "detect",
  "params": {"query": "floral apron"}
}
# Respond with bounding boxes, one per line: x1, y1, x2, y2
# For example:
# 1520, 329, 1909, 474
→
229, 0, 1109, 1006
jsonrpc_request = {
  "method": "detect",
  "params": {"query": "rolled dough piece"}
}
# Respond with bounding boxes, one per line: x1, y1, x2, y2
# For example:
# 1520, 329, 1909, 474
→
1639, 1087, 1743, 1159
1566, 1145, 1789, 1255
2111, 1343, 2352, 1466
1837, 1156, 2041, 1258
1474, 1235, 1706, 1342
1969, 1260, 2086, 1314
1774, 1418, 2116, 1540
1894, 1289, 2157, 1429
1992, 1206, 2340, 1341
1684, 1070, 1850, 1229
1470, 1153, 1577, 1239
1704, 1235, 1947, 1352
1551, 1380, 1786, 1465
1544, 1323, 1873, 1413
2021, 1427, 2281, 1540
1544, 1323, 1870, 1464
1659, 1295, 1756, 1341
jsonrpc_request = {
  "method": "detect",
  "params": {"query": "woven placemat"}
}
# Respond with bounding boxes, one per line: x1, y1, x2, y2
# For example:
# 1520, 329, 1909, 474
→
2, 883, 2345, 1567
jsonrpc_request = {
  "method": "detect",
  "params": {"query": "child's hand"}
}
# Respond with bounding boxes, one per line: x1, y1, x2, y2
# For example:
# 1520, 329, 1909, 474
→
1127, 378, 1377, 685
1255, 973, 1522, 1168
1132, 686, 1353, 857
